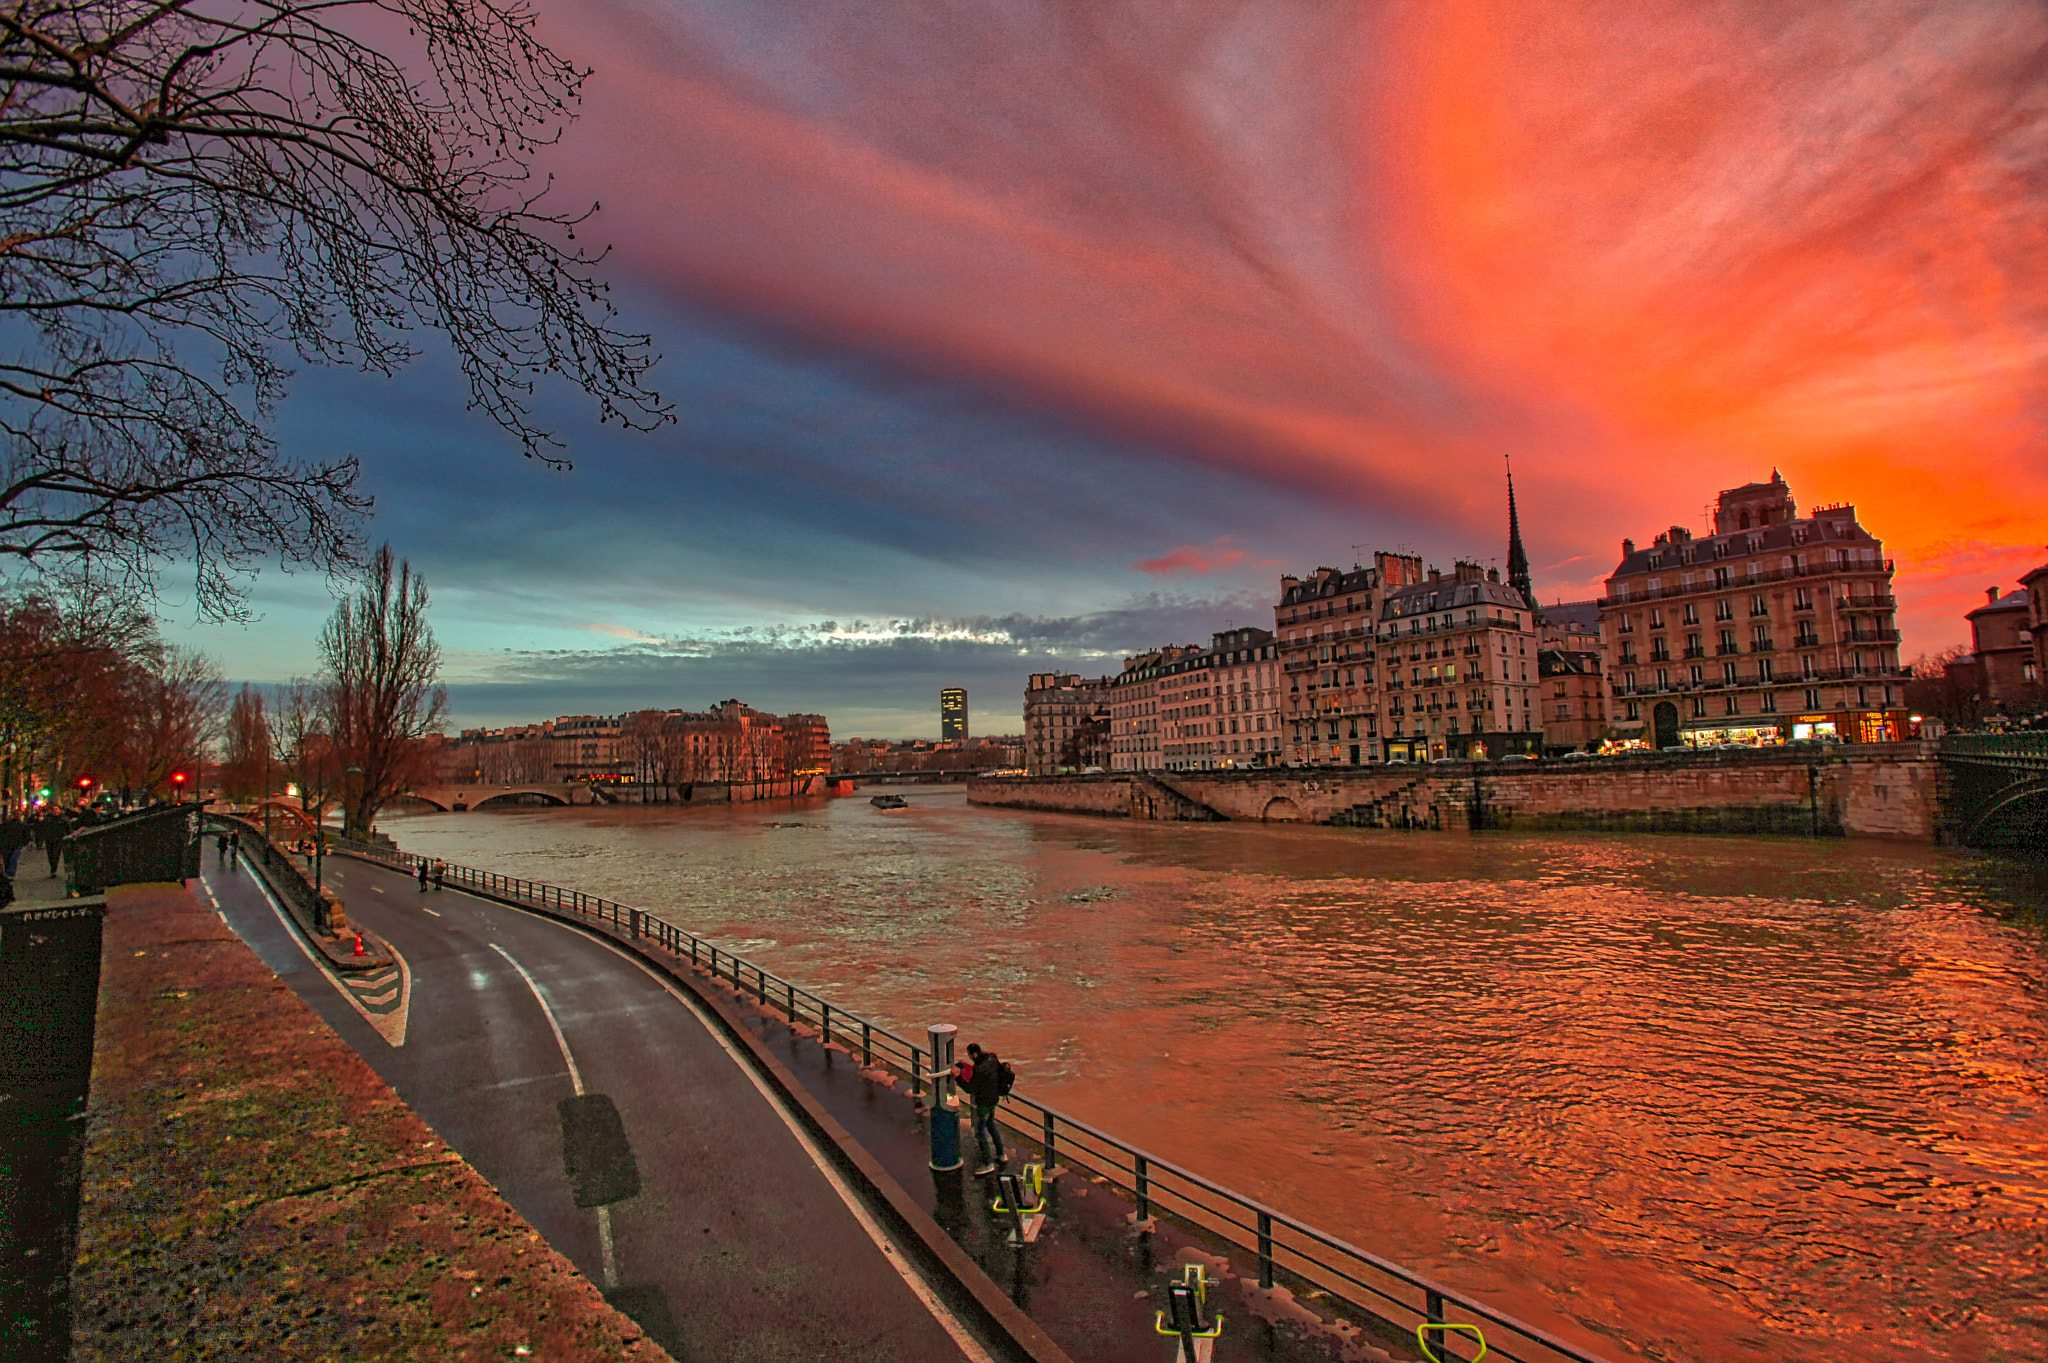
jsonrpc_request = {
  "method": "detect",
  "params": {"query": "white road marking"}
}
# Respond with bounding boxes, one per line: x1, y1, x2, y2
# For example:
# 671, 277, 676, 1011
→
226, 869, 410, 1047
487, 941, 616, 1290
421, 907, 441, 917
557, 924, 993, 1362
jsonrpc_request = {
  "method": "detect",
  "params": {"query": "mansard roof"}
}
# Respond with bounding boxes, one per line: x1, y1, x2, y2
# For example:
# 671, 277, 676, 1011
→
1379, 577, 1529, 619
1610, 512, 1878, 579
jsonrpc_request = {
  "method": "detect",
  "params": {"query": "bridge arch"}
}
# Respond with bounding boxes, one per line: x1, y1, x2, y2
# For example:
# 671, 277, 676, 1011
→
1963, 778, 2048, 848
1261, 796, 1303, 823
391, 792, 452, 812
469, 789, 571, 809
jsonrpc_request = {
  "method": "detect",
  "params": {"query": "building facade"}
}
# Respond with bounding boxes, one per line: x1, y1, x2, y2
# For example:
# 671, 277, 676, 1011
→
1275, 559, 1397, 766
1600, 473, 1912, 748
2026, 559, 2048, 702
1023, 673, 1110, 774
1966, 585, 2041, 714
1378, 562, 1542, 761
940, 687, 968, 742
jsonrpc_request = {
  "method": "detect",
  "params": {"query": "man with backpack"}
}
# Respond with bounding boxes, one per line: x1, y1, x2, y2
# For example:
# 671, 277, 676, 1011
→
964, 1042, 1012, 1176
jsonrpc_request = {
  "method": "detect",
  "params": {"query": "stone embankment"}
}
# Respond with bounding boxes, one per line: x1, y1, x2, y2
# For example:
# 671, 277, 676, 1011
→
970, 742, 1940, 839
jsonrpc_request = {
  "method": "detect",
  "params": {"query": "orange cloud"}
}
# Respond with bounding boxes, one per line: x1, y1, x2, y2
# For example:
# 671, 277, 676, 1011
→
1135, 537, 1270, 577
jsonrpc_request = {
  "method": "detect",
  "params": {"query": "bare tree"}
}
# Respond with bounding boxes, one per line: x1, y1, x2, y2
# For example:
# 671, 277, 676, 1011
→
221, 683, 271, 802
318, 544, 445, 837
1905, 647, 1990, 731
0, 0, 670, 616
270, 677, 336, 816
106, 646, 225, 797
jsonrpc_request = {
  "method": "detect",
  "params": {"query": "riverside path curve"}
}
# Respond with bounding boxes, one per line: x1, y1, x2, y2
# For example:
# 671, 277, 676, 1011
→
197, 847, 1030, 1363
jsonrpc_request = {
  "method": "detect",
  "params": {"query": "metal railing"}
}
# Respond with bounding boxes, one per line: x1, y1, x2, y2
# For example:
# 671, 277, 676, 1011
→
327, 835, 1618, 1363
207, 812, 334, 933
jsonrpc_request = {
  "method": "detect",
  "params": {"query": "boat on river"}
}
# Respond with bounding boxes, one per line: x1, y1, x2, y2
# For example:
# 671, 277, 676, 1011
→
868, 794, 908, 809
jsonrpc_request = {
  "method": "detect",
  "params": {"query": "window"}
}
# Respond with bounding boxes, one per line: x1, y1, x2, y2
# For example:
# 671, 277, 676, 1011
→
1805, 688, 1820, 709
1626, 701, 1640, 720
1650, 608, 1665, 628
1762, 692, 1778, 713
1691, 697, 1707, 716
1714, 566, 1731, 589
1716, 598, 1734, 621
1723, 661, 1738, 684
1725, 695, 1740, 715
1683, 603, 1699, 625
1751, 594, 1768, 616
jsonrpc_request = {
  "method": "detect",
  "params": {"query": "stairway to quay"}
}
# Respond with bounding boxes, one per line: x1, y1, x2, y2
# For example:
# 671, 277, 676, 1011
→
971, 742, 1953, 840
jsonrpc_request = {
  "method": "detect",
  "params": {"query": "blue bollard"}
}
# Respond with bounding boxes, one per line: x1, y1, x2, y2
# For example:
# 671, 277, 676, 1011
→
927, 1022, 962, 1172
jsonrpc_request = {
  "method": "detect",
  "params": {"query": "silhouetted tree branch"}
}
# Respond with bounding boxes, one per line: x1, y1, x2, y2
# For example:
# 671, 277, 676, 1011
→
0, 0, 671, 616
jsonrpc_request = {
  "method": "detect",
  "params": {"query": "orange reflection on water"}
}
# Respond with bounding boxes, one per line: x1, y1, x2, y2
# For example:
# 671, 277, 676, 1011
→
384, 795, 2048, 1362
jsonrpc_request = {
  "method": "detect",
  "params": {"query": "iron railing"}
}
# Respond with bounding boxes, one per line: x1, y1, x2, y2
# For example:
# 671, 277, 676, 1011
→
1942, 732, 2048, 758
327, 834, 1619, 1363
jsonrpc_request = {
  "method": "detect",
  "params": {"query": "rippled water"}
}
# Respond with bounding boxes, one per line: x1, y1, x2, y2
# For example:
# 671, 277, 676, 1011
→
378, 789, 2048, 1362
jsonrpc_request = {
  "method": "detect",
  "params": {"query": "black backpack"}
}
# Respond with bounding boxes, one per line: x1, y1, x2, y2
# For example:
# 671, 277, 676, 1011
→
997, 1060, 1016, 1097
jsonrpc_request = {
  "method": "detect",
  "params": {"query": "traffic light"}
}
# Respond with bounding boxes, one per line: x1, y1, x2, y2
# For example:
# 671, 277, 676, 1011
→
171, 771, 187, 787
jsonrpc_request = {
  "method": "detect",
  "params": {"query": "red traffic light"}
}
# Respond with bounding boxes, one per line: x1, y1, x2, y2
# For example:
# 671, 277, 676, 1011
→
77, 775, 92, 789
171, 771, 187, 785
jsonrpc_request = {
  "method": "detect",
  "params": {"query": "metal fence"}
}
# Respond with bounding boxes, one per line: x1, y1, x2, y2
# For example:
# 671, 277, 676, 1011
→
329, 835, 1618, 1363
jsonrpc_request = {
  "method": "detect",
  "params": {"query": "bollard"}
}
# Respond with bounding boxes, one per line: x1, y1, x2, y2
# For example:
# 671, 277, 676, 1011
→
927, 1022, 962, 1171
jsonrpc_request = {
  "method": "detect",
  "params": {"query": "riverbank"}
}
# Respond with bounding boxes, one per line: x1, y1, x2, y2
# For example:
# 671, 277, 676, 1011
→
70, 878, 663, 1361
368, 795, 2048, 1363
969, 742, 1940, 838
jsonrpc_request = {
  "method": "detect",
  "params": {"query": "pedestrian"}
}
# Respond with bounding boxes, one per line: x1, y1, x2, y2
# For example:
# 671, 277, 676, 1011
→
216, 831, 229, 867
0, 813, 27, 877
432, 858, 446, 891
963, 1042, 1008, 1175
43, 814, 65, 876
416, 858, 428, 893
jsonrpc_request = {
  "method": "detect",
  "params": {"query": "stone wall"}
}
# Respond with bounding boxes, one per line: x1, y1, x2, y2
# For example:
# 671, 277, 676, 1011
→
968, 743, 1942, 840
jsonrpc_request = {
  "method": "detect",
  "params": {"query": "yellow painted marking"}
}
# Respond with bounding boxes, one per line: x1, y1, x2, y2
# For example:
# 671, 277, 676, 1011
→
1417, 1322, 1488, 1362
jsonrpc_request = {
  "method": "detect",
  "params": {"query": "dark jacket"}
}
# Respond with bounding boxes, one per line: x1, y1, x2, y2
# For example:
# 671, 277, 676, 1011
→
966, 1052, 1003, 1107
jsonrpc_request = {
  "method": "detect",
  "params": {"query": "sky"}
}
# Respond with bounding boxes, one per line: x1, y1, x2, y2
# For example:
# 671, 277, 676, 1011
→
175, 0, 2048, 737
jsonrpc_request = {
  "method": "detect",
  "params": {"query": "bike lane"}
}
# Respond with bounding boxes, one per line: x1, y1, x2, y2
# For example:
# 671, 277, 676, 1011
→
201, 851, 987, 1363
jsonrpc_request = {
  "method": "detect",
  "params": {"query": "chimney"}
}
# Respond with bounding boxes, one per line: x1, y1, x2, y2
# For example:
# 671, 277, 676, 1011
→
1622, 538, 1636, 557
1987, 586, 2000, 604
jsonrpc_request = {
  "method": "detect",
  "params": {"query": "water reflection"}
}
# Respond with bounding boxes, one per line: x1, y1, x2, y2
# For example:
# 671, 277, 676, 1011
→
379, 789, 2048, 1363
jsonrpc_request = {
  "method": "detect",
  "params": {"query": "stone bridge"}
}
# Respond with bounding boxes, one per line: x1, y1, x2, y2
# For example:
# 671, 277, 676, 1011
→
1938, 734, 2048, 850
400, 784, 601, 812
970, 742, 1944, 839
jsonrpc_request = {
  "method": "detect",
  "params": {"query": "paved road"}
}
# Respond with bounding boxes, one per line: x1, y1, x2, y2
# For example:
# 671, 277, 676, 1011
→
199, 851, 986, 1362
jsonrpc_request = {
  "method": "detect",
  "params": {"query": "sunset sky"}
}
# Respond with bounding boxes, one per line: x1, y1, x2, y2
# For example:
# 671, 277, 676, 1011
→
181, 0, 2048, 737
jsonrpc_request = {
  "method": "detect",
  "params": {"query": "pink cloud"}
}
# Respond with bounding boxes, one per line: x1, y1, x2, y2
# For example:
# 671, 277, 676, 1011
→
1135, 537, 1269, 577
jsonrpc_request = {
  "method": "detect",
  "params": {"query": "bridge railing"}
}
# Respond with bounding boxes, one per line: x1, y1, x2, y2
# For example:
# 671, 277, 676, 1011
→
1941, 732, 2048, 758
326, 834, 1617, 1363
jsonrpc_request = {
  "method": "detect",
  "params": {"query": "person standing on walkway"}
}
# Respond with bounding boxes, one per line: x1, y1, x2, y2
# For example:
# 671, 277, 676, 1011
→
43, 812, 66, 877
964, 1042, 1007, 1175
0, 813, 27, 877
432, 858, 446, 891
416, 858, 429, 892
216, 832, 230, 867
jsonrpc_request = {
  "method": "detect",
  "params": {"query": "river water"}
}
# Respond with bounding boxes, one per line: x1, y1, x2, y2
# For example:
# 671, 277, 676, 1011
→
378, 789, 2048, 1363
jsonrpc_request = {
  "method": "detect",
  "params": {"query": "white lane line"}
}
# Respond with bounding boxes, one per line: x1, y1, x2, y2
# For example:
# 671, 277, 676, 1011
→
487, 942, 616, 1289
421, 907, 441, 917
566, 928, 993, 1362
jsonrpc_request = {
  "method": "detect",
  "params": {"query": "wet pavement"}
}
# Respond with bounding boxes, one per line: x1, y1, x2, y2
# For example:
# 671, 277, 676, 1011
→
203, 849, 994, 1363
303, 849, 1399, 1363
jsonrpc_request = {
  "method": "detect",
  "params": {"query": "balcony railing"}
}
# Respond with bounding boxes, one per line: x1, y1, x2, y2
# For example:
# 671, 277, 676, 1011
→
1603, 559, 1894, 605
1839, 595, 1896, 610
1842, 629, 1900, 644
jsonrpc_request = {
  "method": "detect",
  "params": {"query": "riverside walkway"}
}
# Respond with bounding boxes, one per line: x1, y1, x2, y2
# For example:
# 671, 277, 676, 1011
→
208, 826, 1622, 1363
199, 850, 1024, 1362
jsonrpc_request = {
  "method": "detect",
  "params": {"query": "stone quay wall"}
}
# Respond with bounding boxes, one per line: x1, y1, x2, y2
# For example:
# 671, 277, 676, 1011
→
967, 743, 1941, 840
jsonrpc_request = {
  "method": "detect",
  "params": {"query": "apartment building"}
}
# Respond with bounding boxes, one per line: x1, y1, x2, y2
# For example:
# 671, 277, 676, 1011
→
1378, 562, 1542, 761
1024, 672, 1111, 774
1539, 601, 1608, 753
1600, 472, 1911, 747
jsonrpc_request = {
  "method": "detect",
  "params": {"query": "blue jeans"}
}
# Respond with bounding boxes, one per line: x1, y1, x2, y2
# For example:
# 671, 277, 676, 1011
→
972, 1103, 1005, 1166
4, 847, 19, 876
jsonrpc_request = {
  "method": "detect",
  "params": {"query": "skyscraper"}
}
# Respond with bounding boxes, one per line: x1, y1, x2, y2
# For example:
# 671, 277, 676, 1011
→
940, 687, 967, 741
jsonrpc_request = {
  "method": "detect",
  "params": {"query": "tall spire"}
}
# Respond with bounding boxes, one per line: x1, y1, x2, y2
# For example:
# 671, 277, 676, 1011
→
1505, 453, 1534, 608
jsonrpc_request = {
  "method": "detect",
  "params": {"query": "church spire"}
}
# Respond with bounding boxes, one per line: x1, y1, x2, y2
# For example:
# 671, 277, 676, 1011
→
1505, 454, 1534, 608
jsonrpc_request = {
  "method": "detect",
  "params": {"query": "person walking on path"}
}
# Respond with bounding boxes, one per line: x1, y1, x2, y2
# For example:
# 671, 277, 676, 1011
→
416, 858, 429, 893
216, 832, 230, 867
964, 1043, 1008, 1175
42, 813, 66, 877
431, 859, 446, 891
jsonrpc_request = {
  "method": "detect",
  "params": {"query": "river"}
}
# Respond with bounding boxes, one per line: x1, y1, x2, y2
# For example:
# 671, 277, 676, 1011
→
377, 789, 2048, 1363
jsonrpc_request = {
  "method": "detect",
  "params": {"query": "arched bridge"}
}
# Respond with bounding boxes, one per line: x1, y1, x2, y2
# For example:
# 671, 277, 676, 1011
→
1941, 735, 2048, 850
401, 784, 607, 812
